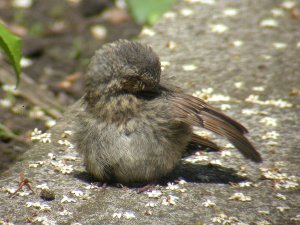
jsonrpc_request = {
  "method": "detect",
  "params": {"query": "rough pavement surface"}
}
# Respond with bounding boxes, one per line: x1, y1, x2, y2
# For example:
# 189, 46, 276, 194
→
1, 0, 300, 224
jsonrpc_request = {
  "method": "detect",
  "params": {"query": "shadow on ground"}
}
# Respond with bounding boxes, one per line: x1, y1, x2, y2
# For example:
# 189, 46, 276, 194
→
73, 162, 247, 190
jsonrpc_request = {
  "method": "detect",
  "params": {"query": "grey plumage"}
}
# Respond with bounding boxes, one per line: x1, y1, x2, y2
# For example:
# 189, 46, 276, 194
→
74, 40, 262, 184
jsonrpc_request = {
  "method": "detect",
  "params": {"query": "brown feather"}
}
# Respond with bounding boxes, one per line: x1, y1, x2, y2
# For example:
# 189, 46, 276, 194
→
170, 93, 262, 163
191, 133, 220, 150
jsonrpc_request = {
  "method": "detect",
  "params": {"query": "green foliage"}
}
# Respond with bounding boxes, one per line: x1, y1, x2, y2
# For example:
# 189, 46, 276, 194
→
0, 124, 17, 140
0, 24, 22, 86
126, 0, 176, 25
0, 24, 22, 139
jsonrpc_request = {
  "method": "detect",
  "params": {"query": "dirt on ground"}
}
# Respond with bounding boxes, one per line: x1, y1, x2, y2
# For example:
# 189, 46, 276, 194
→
0, 0, 141, 172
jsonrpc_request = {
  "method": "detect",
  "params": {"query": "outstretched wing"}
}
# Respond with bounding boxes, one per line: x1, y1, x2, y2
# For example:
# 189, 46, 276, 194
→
170, 93, 262, 163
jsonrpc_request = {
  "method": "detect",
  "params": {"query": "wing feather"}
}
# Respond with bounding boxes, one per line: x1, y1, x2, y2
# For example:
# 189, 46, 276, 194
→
170, 93, 262, 162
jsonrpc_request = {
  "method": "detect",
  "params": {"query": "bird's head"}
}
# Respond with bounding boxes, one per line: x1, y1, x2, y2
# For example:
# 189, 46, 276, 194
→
85, 40, 161, 102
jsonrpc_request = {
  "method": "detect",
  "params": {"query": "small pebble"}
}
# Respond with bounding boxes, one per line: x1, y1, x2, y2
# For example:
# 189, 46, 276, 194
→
40, 189, 55, 201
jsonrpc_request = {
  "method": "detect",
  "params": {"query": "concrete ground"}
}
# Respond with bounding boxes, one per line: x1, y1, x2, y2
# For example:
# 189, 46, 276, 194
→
1, 0, 299, 224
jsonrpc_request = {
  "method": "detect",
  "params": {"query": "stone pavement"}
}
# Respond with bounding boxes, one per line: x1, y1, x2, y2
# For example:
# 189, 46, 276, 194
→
1, 0, 299, 224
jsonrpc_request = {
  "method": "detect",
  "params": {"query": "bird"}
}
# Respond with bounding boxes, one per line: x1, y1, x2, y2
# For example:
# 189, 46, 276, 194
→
74, 39, 262, 185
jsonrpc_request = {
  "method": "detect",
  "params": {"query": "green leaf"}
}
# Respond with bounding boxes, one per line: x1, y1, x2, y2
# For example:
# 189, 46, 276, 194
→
0, 123, 17, 140
126, 0, 176, 25
0, 24, 22, 87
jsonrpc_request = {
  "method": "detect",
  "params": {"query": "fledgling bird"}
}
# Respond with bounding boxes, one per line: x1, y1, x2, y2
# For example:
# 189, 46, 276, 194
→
75, 40, 262, 184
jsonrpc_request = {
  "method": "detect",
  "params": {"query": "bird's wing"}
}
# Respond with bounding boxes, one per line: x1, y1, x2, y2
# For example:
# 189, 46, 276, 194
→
191, 133, 220, 150
170, 93, 262, 163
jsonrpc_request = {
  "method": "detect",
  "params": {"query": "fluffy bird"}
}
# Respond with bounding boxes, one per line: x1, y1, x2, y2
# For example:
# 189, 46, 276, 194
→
75, 40, 262, 184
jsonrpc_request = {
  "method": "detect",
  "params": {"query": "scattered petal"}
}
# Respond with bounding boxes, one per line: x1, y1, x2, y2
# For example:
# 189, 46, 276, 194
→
277, 206, 290, 212
29, 106, 45, 120
208, 94, 231, 102
180, 8, 194, 16
163, 11, 176, 19
262, 131, 280, 140
224, 143, 234, 149
63, 130, 73, 136
52, 160, 74, 174
245, 95, 292, 108
232, 40, 243, 47
45, 119, 56, 128
162, 195, 179, 205
112, 212, 135, 219
209, 24, 228, 33
281, 1, 297, 10
220, 104, 231, 110
221, 150, 232, 157
140, 28, 155, 37
146, 190, 162, 198
182, 64, 197, 71
236, 181, 254, 188
145, 201, 157, 207
193, 88, 231, 102
185, 0, 215, 5
234, 82, 244, 88
31, 128, 52, 143
31, 216, 56, 224
271, 8, 284, 17
256, 220, 272, 225
26, 202, 51, 211
202, 199, 216, 207
166, 182, 179, 190
112, 212, 122, 219
123, 212, 136, 219
90, 25, 107, 40
161, 61, 170, 67
59, 209, 73, 216
28, 161, 44, 168
275, 180, 299, 189
2, 187, 17, 194
245, 94, 261, 103
229, 192, 252, 201
265, 140, 279, 146
210, 159, 223, 166
61, 195, 76, 203
0, 99, 13, 108
276, 193, 287, 200
48, 153, 56, 160
2, 84, 19, 95
20, 57, 33, 68
167, 40, 177, 49
63, 155, 79, 161
161, 61, 170, 71
258, 210, 270, 215
12, 0, 33, 8
177, 178, 187, 185
84, 184, 99, 190
260, 168, 299, 189
259, 117, 278, 126
36, 183, 49, 190
184, 154, 208, 163
211, 213, 241, 224
260, 19, 278, 28
273, 42, 287, 49
57, 139, 74, 149
71, 190, 84, 197
262, 54, 272, 60
223, 8, 238, 17
252, 86, 265, 92
290, 215, 300, 222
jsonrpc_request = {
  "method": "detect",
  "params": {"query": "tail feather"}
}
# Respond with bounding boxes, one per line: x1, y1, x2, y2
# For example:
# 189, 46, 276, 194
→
171, 93, 262, 163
